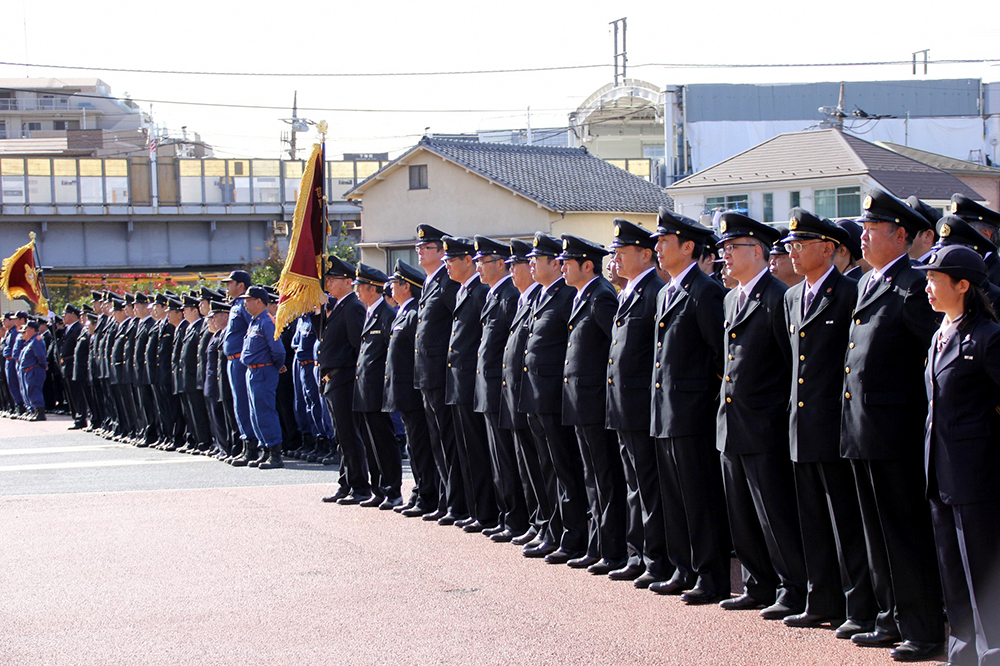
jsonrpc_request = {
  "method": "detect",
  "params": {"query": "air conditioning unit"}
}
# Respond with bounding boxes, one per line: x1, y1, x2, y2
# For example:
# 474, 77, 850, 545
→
272, 220, 289, 237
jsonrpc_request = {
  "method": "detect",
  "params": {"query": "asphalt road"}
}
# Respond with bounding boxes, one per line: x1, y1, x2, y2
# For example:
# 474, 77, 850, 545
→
0, 414, 939, 665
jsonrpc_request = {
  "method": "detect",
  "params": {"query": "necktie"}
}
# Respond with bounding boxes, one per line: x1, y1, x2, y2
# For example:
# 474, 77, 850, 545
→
863, 274, 882, 299
665, 284, 677, 304
737, 290, 747, 311
803, 290, 814, 316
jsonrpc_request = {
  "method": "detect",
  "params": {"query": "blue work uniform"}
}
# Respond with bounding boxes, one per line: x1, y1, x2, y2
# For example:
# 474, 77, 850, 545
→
241, 310, 286, 449
9, 333, 26, 407
313, 337, 335, 438
3, 327, 24, 407
291, 315, 326, 437
222, 298, 253, 440
18, 335, 47, 410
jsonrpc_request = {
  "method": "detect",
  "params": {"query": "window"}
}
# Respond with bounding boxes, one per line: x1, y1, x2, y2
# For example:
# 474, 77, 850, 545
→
789, 191, 800, 209
54, 121, 67, 131
762, 193, 774, 222
705, 194, 749, 213
408, 164, 428, 190
24, 122, 41, 131
814, 186, 861, 219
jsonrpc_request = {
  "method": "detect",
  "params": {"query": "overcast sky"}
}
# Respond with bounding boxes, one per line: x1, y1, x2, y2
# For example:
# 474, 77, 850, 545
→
2, 0, 997, 161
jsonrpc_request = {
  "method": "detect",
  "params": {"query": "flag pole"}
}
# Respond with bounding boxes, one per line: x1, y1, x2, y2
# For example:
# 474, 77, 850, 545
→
29, 232, 52, 314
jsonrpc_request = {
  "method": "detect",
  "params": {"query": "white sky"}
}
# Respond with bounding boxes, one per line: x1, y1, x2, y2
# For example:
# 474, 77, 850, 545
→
2, 0, 998, 160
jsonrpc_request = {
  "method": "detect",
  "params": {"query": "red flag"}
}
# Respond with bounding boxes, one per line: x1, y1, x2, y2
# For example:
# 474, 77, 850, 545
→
274, 143, 327, 337
1, 232, 49, 315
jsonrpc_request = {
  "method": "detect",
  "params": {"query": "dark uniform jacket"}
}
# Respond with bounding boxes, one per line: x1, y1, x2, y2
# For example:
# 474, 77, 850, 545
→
383, 299, 421, 413
717, 271, 791, 455
171, 319, 189, 394
650, 265, 726, 438
156, 321, 177, 390
60, 320, 82, 379
563, 276, 617, 426
518, 278, 574, 416
112, 320, 130, 385
145, 320, 161, 386
500, 285, 540, 430
841, 256, 939, 460
72, 330, 91, 383
315, 292, 364, 392
785, 269, 857, 463
445, 275, 488, 406
180, 318, 203, 392
414, 266, 459, 391
985, 252, 1000, 286
474, 276, 520, 414
924, 314, 1000, 505
607, 269, 665, 431
354, 298, 395, 412
122, 317, 138, 385
133, 317, 155, 387
204, 330, 223, 401
195, 321, 213, 391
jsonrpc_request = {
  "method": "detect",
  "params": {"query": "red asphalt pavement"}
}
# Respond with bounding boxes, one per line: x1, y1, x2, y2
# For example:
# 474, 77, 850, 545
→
0, 419, 928, 665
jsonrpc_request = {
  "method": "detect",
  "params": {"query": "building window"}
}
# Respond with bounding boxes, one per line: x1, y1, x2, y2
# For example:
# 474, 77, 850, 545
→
705, 194, 749, 213
408, 165, 428, 190
789, 191, 800, 210
24, 122, 41, 131
815, 186, 861, 219
763, 193, 774, 222
54, 121, 67, 131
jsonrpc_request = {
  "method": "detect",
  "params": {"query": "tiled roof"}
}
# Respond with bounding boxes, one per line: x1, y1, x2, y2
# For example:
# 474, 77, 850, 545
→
875, 141, 1000, 176
669, 129, 981, 200
348, 136, 674, 213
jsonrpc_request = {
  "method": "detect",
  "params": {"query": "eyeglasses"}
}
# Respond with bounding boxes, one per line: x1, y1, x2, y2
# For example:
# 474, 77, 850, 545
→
475, 257, 502, 266
783, 240, 824, 253
717, 243, 757, 257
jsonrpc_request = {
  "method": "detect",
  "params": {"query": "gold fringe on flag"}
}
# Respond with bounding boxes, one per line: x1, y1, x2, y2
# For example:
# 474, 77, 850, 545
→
0, 232, 49, 316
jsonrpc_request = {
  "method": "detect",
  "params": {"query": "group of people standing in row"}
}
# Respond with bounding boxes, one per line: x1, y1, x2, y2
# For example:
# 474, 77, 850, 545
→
2, 185, 997, 666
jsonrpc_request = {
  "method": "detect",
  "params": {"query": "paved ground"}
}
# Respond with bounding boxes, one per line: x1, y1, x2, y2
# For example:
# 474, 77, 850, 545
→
0, 414, 938, 665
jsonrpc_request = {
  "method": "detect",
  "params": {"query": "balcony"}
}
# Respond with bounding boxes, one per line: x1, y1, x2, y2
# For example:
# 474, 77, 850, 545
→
0, 97, 77, 112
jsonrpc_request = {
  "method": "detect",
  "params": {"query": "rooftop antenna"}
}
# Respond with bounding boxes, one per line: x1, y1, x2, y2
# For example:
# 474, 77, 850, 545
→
610, 17, 627, 87
913, 49, 929, 75
818, 82, 847, 130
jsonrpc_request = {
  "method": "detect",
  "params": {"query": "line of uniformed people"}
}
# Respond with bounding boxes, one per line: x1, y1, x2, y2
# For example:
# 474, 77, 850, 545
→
313, 189, 998, 666
0, 313, 50, 420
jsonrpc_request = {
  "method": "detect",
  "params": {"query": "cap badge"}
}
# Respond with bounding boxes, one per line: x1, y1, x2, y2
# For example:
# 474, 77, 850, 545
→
418, 228, 425, 238
789, 219, 799, 231
474, 241, 480, 251
950, 202, 959, 213
563, 239, 569, 250
720, 220, 727, 233
940, 223, 951, 238
533, 237, 540, 247
864, 195, 873, 210
614, 225, 622, 237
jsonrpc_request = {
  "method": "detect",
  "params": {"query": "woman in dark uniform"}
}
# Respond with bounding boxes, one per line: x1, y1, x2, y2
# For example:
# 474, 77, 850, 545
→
918, 243, 1000, 666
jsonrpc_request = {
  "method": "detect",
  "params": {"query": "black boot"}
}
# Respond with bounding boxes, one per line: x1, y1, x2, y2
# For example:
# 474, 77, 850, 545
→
231, 440, 257, 468
258, 445, 284, 469
248, 445, 269, 468
28, 408, 46, 422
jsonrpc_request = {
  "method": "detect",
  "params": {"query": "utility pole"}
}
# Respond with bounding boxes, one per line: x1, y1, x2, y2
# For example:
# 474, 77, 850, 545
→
526, 107, 532, 145
281, 91, 308, 160
912, 49, 929, 75
610, 17, 627, 87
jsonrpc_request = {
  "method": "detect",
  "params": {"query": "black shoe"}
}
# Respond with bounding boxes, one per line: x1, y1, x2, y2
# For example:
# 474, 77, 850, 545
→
567, 555, 600, 569
587, 559, 626, 576
760, 602, 801, 620
360, 495, 385, 508
544, 549, 582, 565
337, 492, 372, 506
851, 631, 902, 648
511, 529, 538, 546
437, 513, 467, 526
783, 612, 844, 628
422, 510, 446, 522
248, 447, 268, 468
719, 593, 767, 610
489, 529, 517, 543
321, 488, 350, 503
681, 587, 727, 605
68, 422, 86, 430
401, 506, 428, 518
463, 521, 491, 534
258, 447, 284, 469
608, 563, 645, 581
888, 640, 942, 661
379, 497, 403, 511
455, 516, 476, 528
835, 619, 875, 640
482, 524, 506, 537
522, 543, 557, 559
634, 571, 667, 589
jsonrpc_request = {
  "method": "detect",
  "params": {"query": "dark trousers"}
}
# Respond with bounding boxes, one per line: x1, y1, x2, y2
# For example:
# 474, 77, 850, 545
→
930, 496, 1000, 666
135, 384, 157, 442
574, 424, 626, 562
484, 411, 529, 535
206, 394, 229, 453
84, 383, 102, 425
360, 410, 402, 499
527, 412, 587, 553
324, 377, 370, 495
220, 358, 240, 452
620, 429, 669, 575
793, 460, 876, 620
509, 425, 542, 536
656, 434, 731, 595
66, 379, 88, 425
451, 403, 498, 526
722, 450, 807, 608
397, 408, 437, 510
421, 387, 464, 516
852, 457, 945, 643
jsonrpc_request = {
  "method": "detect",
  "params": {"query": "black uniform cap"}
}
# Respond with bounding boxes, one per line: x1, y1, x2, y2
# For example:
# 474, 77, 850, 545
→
915, 244, 987, 284
21, 320, 40, 331
936, 215, 997, 257
353, 263, 390, 287
835, 219, 864, 260
782, 209, 843, 246
610, 218, 657, 250
82, 304, 94, 314
950, 193, 1000, 229
225, 270, 251, 288
124, 293, 135, 305
166, 297, 183, 311
242, 285, 271, 305
769, 226, 790, 255
507, 238, 533, 265
111, 298, 125, 312
199, 286, 221, 302
557, 234, 609, 263
526, 232, 562, 258
906, 196, 943, 230
90, 290, 103, 302
133, 292, 150, 305
862, 188, 931, 234
392, 259, 426, 289
651, 206, 715, 242
442, 236, 475, 258
473, 235, 512, 261
210, 300, 229, 314
64, 304, 81, 316
718, 211, 782, 247
325, 256, 356, 278
182, 295, 199, 309
415, 224, 448, 245
153, 293, 169, 306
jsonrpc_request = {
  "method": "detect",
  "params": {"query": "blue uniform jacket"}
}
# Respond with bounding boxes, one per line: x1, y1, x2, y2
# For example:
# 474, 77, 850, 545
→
222, 299, 252, 357
19, 335, 47, 371
241, 312, 286, 369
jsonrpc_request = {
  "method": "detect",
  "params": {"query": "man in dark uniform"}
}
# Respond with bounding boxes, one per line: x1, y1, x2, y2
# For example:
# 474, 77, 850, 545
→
519, 232, 588, 564
60, 305, 87, 429
156, 297, 185, 450
472, 236, 527, 541
383, 260, 436, 517
443, 235, 497, 533
109, 297, 135, 440
178, 295, 211, 454
606, 218, 669, 588
649, 207, 731, 604
950, 193, 1000, 285
841, 188, 944, 660
132, 293, 157, 447
413, 224, 463, 524
782, 210, 877, 637
145, 295, 165, 446
499, 239, 546, 546
905, 196, 940, 265
558, 233, 625, 572
317, 257, 370, 504
76, 313, 96, 424
204, 301, 230, 458
834, 219, 868, 280
352, 264, 403, 509
715, 211, 807, 620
